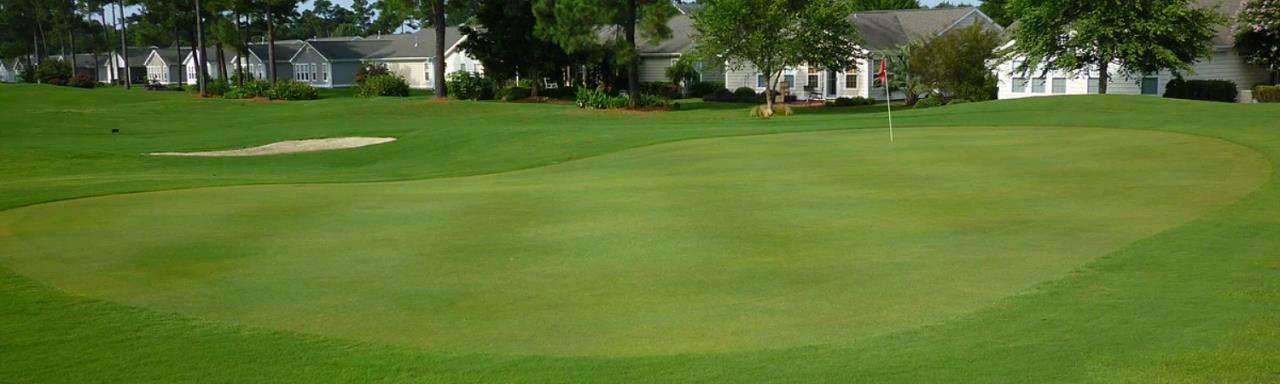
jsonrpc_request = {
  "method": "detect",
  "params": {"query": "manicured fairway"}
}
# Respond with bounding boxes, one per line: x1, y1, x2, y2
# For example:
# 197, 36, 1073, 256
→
1, 85, 1279, 382
0, 126, 1267, 356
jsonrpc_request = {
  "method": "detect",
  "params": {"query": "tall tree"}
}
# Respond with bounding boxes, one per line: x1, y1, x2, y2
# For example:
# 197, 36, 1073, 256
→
534, 0, 676, 107
460, 0, 569, 97
909, 23, 1002, 101
117, 0, 131, 87
692, 0, 863, 116
979, 0, 1012, 26
194, 0, 207, 95
432, 0, 445, 98
850, 0, 919, 11
1008, 0, 1224, 94
349, 0, 373, 34
1235, 0, 1280, 84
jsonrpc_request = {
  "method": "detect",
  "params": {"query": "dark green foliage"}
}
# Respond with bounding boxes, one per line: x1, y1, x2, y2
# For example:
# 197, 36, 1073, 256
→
68, 74, 96, 89
577, 85, 671, 109
914, 93, 946, 109
689, 81, 726, 98
827, 97, 875, 107
495, 86, 532, 101
665, 57, 699, 94
461, 0, 570, 97
980, 0, 1013, 26
948, 98, 971, 105
1254, 85, 1280, 103
733, 87, 759, 103
694, 0, 863, 114
702, 88, 736, 102
1164, 79, 1238, 103
353, 64, 389, 86
910, 24, 1001, 102
34, 60, 72, 85
1008, 0, 1224, 94
242, 80, 272, 98
267, 80, 318, 100
640, 81, 681, 99
206, 79, 231, 96
576, 85, 612, 109
446, 72, 496, 100
356, 74, 410, 97
1235, 0, 1280, 76
850, 0, 920, 11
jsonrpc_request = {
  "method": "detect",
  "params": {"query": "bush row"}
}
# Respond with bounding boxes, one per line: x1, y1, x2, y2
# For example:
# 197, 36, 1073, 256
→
1255, 85, 1280, 103
575, 86, 673, 109
223, 80, 317, 100
1164, 79, 1238, 103
826, 97, 875, 107
356, 74, 410, 97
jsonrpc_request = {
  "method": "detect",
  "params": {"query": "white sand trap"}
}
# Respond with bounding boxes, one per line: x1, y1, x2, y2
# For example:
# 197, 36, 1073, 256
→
151, 137, 396, 157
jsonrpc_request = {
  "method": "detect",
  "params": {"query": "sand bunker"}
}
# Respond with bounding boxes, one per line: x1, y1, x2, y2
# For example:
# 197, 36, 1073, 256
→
151, 137, 396, 157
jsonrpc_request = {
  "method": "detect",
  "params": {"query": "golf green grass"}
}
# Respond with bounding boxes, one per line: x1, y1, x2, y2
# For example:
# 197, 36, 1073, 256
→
1, 84, 1279, 382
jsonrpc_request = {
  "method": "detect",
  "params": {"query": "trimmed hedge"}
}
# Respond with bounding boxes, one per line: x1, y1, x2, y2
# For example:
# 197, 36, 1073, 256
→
702, 88, 736, 102
1255, 85, 1280, 103
914, 93, 946, 109
68, 74, 96, 89
733, 87, 759, 103
268, 80, 318, 100
640, 81, 681, 99
495, 86, 531, 101
1164, 79, 1238, 102
689, 81, 725, 98
356, 74, 410, 97
826, 96, 874, 107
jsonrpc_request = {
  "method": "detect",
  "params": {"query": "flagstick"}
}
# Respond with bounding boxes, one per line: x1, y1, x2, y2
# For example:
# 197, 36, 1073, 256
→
885, 79, 894, 143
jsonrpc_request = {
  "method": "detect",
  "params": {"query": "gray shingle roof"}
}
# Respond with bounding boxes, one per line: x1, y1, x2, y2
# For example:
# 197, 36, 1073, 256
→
247, 40, 304, 63
364, 27, 465, 59
1196, 0, 1242, 47
637, 14, 694, 55
849, 7, 986, 51
305, 39, 391, 61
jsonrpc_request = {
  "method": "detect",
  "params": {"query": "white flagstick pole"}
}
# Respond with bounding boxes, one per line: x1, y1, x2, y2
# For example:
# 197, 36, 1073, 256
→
886, 77, 894, 143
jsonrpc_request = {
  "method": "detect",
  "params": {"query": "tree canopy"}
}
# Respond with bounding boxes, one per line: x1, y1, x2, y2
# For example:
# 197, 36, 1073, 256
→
1235, 0, 1280, 82
693, 0, 863, 116
460, 0, 570, 97
849, 0, 919, 11
1007, 0, 1224, 94
909, 23, 1001, 101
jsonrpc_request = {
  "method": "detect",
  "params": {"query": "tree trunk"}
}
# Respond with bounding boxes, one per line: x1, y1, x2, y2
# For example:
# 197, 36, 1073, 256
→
267, 5, 276, 84
433, 0, 447, 98
216, 44, 227, 81
624, 0, 638, 108
174, 21, 182, 85
194, 0, 207, 95
118, 0, 130, 88
1098, 58, 1109, 95
69, 29, 77, 79
530, 68, 540, 98
236, 12, 246, 85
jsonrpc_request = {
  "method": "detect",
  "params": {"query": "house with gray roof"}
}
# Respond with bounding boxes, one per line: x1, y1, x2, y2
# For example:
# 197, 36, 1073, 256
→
724, 7, 1000, 101
633, 13, 724, 83
995, 0, 1272, 102
141, 47, 186, 84
287, 27, 480, 89
238, 40, 304, 82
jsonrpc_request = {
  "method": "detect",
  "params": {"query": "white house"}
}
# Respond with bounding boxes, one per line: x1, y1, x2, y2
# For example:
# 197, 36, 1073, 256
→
287, 28, 482, 89
995, 0, 1273, 102
723, 7, 1002, 101
140, 47, 186, 84
0, 58, 17, 82
631, 6, 725, 83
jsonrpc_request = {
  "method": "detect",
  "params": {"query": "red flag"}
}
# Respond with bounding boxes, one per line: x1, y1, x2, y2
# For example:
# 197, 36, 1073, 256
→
876, 57, 887, 83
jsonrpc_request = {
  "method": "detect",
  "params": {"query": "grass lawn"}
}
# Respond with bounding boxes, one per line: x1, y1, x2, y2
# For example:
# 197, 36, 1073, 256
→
1, 84, 1278, 382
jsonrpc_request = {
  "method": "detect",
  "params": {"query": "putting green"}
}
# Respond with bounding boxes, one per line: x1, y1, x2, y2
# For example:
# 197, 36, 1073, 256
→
0, 126, 1267, 356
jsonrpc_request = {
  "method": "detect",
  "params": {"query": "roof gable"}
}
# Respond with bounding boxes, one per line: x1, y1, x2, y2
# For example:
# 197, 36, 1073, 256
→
849, 7, 998, 51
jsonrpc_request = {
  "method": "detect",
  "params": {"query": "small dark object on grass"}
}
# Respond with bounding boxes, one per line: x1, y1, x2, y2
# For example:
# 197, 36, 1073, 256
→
111, 129, 119, 133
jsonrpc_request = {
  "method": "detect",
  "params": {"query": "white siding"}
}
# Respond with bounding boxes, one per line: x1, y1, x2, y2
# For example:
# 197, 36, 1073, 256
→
997, 48, 1271, 102
724, 59, 879, 101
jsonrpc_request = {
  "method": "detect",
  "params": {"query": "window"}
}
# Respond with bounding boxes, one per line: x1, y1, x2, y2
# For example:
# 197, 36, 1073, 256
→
1012, 78, 1028, 93
1087, 77, 1100, 94
460, 63, 468, 72
783, 74, 795, 89
311, 64, 319, 82
322, 63, 329, 82
187, 65, 195, 83
757, 73, 765, 88
808, 74, 819, 87
845, 73, 857, 89
1032, 78, 1046, 93
1052, 78, 1067, 94
1141, 77, 1158, 95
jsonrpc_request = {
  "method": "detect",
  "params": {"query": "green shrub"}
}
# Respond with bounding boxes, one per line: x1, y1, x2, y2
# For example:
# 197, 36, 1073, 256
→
607, 95, 630, 109
496, 86, 531, 101
268, 80, 318, 100
446, 71, 496, 100
690, 81, 725, 98
733, 87, 759, 103
915, 93, 945, 109
68, 74, 96, 89
223, 88, 250, 99
1164, 79, 1238, 102
576, 86, 611, 109
356, 74, 410, 97
206, 79, 231, 96
35, 60, 72, 85
702, 88, 736, 102
827, 96, 874, 107
238, 80, 272, 98
640, 81, 681, 99
353, 64, 390, 86
638, 93, 672, 108
1252, 85, 1280, 103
